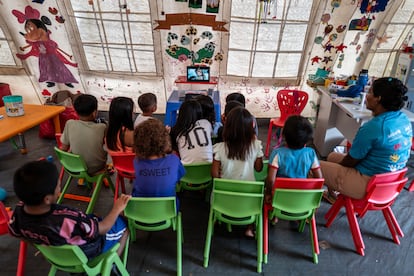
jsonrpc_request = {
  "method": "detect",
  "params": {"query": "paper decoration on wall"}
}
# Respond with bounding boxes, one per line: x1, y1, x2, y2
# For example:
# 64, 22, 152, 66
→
350, 32, 361, 45
258, 0, 276, 23
323, 24, 334, 37
166, 30, 219, 65
337, 53, 345, 68
311, 56, 322, 65
356, 44, 361, 54
328, 33, 338, 42
376, 32, 392, 47
206, 0, 220, 13
155, 13, 228, 31
335, 43, 347, 53
349, 16, 371, 31
12, 6, 78, 88
365, 28, 376, 44
189, 0, 202, 9
314, 36, 324, 45
360, 0, 389, 14
321, 13, 331, 24
336, 25, 347, 33
331, 0, 341, 13
324, 42, 334, 53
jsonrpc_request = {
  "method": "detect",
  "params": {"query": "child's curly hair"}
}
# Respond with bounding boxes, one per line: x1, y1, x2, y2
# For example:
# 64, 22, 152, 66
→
134, 119, 171, 158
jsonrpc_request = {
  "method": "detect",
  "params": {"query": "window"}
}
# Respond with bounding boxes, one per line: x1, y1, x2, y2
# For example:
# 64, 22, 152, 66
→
65, 0, 157, 74
0, 26, 17, 67
227, 0, 315, 78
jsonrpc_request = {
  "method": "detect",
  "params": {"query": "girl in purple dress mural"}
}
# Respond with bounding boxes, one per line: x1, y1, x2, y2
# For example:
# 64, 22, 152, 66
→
13, 6, 78, 88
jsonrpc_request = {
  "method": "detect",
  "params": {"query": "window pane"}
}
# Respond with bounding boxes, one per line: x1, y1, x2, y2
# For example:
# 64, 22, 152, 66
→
256, 23, 280, 51
231, 0, 257, 18
280, 24, 307, 51
134, 49, 156, 72
286, 0, 312, 21
228, 50, 250, 76
369, 52, 396, 77
378, 25, 403, 50
229, 22, 254, 50
275, 53, 301, 77
252, 53, 276, 77
0, 40, 15, 65
75, 16, 102, 43
130, 22, 154, 44
84, 45, 109, 71
109, 48, 134, 72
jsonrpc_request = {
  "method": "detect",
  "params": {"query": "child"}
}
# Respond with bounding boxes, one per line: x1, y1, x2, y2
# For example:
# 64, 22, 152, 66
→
195, 94, 220, 137
225, 92, 259, 136
106, 96, 135, 153
211, 106, 263, 237
134, 92, 157, 128
60, 94, 107, 175
132, 119, 185, 206
265, 115, 322, 204
8, 160, 131, 259
170, 99, 213, 164
215, 100, 243, 143
212, 106, 263, 180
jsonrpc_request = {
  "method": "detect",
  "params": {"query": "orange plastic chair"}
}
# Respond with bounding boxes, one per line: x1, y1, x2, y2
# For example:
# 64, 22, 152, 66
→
325, 168, 408, 256
265, 90, 308, 157
263, 177, 324, 264
109, 152, 136, 202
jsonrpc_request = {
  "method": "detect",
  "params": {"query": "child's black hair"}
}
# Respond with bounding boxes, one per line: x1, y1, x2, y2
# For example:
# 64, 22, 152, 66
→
282, 115, 313, 149
225, 92, 246, 106
73, 94, 98, 117
13, 160, 59, 206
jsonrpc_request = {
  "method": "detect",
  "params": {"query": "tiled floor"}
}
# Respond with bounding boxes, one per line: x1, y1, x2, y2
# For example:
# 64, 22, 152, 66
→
1, 116, 414, 275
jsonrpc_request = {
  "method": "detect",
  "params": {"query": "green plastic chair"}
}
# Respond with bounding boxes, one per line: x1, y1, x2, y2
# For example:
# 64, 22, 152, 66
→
270, 188, 324, 264
254, 159, 268, 182
123, 197, 183, 276
203, 178, 264, 273
34, 242, 129, 276
54, 147, 114, 214
177, 162, 212, 191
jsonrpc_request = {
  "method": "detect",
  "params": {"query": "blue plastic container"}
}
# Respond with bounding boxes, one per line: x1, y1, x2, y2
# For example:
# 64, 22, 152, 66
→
2, 95, 24, 117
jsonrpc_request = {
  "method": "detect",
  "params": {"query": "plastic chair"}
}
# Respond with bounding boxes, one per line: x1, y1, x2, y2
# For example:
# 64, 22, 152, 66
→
203, 178, 264, 273
263, 178, 324, 264
265, 90, 308, 156
54, 147, 114, 214
55, 133, 66, 183
254, 159, 268, 182
109, 152, 136, 202
0, 202, 28, 276
124, 197, 183, 276
325, 168, 408, 256
177, 162, 212, 194
34, 242, 129, 276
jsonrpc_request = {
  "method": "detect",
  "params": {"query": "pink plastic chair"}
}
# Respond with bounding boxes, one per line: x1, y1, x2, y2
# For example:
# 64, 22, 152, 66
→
325, 168, 408, 256
109, 152, 136, 202
263, 177, 324, 264
265, 89, 308, 157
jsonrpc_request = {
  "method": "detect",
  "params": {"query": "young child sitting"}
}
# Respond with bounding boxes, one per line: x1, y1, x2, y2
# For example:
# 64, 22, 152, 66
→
265, 115, 322, 221
8, 160, 131, 259
134, 92, 157, 128
170, 99, 213, 164
60, 94, 107, 175
215, 100, 243, 143
106, 96, 135, 153
132, 119, 185, 205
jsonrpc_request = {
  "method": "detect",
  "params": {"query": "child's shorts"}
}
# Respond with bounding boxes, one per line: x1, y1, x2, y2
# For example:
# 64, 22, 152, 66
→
102, 216, 127, 253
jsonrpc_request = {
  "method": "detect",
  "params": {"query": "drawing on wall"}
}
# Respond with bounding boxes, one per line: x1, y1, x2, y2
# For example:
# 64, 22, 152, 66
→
12, 6, 78, 88
206, 0, 220, 13
189, 0, 202, 9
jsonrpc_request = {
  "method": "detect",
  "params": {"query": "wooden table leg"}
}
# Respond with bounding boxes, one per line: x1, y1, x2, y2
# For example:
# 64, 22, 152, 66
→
52, 114, 62, 133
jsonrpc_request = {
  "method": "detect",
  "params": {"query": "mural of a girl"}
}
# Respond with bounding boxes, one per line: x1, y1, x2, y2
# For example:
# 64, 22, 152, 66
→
13, 6, 78, 88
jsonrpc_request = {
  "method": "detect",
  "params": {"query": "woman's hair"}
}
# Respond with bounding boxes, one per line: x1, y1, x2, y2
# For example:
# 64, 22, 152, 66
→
223, 107, 255, 160
13, 160, 58, 206
106, 97, 135, 151
134, 119, 171, 158
170, 100, 203, 151
282, 115, 313, 149
371, 77, 408, 111
196, 94, 215, 125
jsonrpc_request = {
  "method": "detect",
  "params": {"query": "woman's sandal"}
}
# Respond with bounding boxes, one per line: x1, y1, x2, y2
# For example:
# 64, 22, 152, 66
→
323, 190, 337, 204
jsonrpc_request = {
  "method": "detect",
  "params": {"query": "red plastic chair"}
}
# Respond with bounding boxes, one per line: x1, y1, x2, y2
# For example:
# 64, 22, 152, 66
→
265, 90, 308, 157
0, 202, 27, 276
263, 177, 324, 264
109, 152, 136, 202
325, 168, 408, 256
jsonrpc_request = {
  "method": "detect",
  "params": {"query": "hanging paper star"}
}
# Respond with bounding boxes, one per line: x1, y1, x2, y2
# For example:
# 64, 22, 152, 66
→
322, 56, 333, 64
311, 56, 322, 65
335, 43, 347, 53
377, 33, 392, 47
324, 42, 335, 53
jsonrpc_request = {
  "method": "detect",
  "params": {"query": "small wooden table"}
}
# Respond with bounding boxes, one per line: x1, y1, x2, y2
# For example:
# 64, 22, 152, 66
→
0, 104, 65, 153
